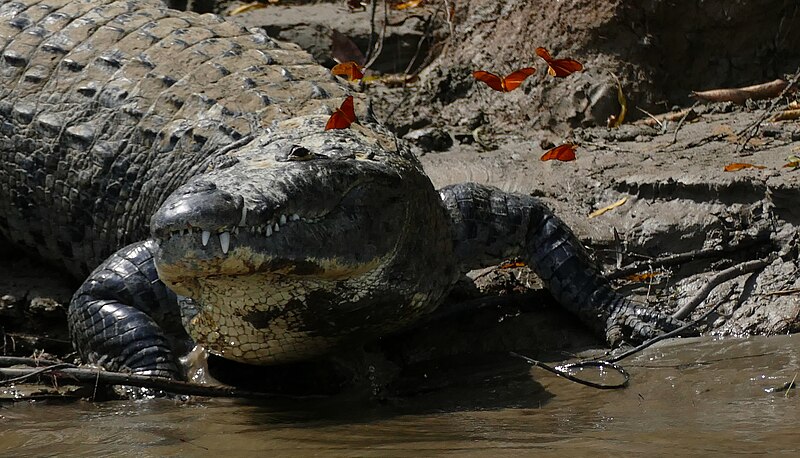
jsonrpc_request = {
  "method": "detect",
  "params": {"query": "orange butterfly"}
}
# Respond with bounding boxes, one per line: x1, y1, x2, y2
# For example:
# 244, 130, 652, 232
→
331, 61, 364, 81
540, 143, 577, 162
325, 96, 357, 130
472, 67, 536, 92
535, 47, 583, 78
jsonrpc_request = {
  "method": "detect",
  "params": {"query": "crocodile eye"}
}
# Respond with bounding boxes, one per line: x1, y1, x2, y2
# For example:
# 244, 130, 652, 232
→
288, 145, 312, 161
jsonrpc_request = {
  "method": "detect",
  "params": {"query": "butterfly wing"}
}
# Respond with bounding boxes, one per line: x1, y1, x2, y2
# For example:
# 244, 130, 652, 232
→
473, 70, 506, 92
547, 59, 583, 77
540, 143, 577, 162
535, 47, 553, 61
331, 61, 364, 81
536, 47, 582, 77
325, 96, 356, 130
501, 67, 536, 91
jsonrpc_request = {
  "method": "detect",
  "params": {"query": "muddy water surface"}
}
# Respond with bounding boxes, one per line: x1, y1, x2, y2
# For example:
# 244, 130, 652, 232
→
2, 335, 799, 456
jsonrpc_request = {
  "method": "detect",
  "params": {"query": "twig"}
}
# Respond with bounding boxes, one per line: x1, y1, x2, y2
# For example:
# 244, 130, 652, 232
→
0, 356, 63, 367
0, 366, 323, 400
402, 0, 443, 75
605, 238, 768, 280
510, 352, 629, 389
636, 106, 664, 129
363, 0, 378, 68
363, 1, 388, 70
672, 255, 774, 320
671, 101, 701, 144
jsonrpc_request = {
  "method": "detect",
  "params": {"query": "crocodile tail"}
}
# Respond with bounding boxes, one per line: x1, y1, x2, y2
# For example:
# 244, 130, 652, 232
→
68, 241, 187, 379
440, 183, 682, 345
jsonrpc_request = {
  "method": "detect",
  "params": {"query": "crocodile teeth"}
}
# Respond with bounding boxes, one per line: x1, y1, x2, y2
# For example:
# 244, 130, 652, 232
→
291, 214, 300, 221
266, 225, 272, 237
279, 214, 287, 225
201, 230, 211, 247
219, 231, 231, 254
273, 222, 280, 232
238, 206, 247, 226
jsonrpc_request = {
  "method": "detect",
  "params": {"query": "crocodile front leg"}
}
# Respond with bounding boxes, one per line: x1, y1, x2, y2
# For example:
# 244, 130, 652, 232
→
68, 241, 189, 378
439, 182, 685, 346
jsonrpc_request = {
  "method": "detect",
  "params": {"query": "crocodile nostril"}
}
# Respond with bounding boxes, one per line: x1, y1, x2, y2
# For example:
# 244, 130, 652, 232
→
288, 145, 312, 160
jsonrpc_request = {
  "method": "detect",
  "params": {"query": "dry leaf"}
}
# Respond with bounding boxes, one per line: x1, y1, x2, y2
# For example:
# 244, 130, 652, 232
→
723, 162, 767, 172
499, 261, 526, 269
393, 0, 424, 9
690, 79, 791, 104
607, 72, 626, 128
624, 272, 660, 282
771, 109, 800, 122
229, 1, 274, 15
783, 155, 800, 170
588, 197, 628, 218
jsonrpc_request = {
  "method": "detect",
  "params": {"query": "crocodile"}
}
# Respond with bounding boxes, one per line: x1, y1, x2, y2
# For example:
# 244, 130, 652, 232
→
0, 0, 684, 380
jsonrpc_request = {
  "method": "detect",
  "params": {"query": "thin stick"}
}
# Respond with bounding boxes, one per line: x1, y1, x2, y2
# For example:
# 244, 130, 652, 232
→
671, 101, 701, 144
605, 237, 768, 280
672, 255, 773, 320
0, 366, 323, 400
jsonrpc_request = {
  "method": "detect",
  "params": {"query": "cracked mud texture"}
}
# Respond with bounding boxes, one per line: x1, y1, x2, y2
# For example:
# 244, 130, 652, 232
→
2, 0, 799, 365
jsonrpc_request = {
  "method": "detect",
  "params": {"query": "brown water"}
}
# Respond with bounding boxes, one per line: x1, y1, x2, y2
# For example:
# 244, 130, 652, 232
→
2, 335, 799, 456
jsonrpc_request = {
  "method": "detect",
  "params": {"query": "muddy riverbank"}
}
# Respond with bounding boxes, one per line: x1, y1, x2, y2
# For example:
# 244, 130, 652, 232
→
2, 0, 799, 396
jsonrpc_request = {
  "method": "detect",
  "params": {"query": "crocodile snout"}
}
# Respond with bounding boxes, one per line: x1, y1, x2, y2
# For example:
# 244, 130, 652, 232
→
150, 180, 244, 242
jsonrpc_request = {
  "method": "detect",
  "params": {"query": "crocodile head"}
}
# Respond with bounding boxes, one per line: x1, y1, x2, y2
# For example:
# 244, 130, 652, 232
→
150, 116, 456, 364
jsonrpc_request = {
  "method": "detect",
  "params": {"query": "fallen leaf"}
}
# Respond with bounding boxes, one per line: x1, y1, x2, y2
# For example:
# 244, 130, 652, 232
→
229, 1, 277, 15
607, 72, 626, 128
723, 162, 767, 172
771, 108, 800, 122
540, 143, 577, 162
588, 197, 627, 218
499, 261, 526, 269
473, 68, 536, 92
393, 0, 424, 9
624, 272, 660, 282
379, 73, 419, 87
325, 96, 356, 130
690, 79, 791, 104
331, 61, 364, 81
535, 47, 583, 77
783, 155, 800, 170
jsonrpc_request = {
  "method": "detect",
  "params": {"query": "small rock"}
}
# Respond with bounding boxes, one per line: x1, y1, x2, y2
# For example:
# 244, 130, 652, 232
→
403, 127, 453, 152
29, 297, 62, 315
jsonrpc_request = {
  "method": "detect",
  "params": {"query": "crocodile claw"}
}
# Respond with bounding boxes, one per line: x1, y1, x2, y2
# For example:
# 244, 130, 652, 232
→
605, 304, 695, 347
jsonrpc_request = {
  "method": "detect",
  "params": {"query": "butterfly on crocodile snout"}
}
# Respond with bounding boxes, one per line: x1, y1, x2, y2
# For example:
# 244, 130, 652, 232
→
325, 95, 357, 130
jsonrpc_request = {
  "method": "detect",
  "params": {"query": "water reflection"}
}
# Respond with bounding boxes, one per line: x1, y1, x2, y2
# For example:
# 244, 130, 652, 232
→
2, 335, 799, 456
